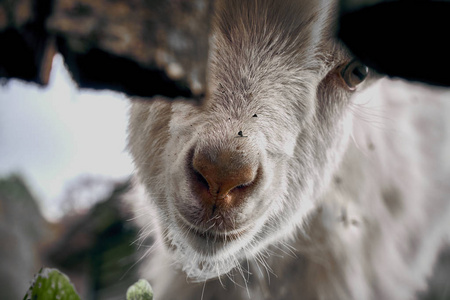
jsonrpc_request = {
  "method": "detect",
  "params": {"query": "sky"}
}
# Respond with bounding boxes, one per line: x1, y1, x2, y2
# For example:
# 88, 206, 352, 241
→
0, 55, 133, 221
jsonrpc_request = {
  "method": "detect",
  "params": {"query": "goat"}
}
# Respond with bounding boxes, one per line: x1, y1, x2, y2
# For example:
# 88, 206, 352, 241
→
127, 0, 450, 299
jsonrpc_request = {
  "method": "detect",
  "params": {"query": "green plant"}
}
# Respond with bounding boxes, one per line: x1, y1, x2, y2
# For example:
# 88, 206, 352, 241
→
23, 268, 81, 300
23, 268, 154, 300
126, 279, 154, 300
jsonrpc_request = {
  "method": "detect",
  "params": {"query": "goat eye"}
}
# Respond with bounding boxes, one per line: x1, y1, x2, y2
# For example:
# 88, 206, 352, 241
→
340, 60, 368, 89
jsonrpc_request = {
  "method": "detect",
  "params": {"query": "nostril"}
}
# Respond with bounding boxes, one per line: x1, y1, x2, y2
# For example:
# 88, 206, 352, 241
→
235, 183, 250, 189
194, 170, 209, 189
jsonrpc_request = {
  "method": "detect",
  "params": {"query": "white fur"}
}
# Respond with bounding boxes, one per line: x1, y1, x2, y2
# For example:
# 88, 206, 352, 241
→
126, 1, 450, 299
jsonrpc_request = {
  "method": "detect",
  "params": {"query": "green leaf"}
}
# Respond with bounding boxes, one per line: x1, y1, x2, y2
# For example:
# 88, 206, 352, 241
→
126, 279, 154, 300
23, 268, 81, 300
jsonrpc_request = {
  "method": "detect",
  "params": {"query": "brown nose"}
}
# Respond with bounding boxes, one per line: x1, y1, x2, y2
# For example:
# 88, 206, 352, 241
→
192, 149, 258, 210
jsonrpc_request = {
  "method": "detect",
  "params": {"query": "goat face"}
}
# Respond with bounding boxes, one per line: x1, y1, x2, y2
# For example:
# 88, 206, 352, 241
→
128, 0, 369, 281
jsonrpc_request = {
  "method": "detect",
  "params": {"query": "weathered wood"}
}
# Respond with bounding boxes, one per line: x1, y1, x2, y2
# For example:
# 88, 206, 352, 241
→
0, 0, 213, 98
0, 0, 55, 85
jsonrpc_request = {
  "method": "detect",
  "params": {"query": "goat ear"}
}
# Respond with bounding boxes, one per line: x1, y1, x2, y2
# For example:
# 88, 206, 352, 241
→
338, 0, 450, 87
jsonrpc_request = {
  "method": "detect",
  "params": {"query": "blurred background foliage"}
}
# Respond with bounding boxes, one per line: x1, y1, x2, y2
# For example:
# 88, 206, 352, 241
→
0, 174, 140, 299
